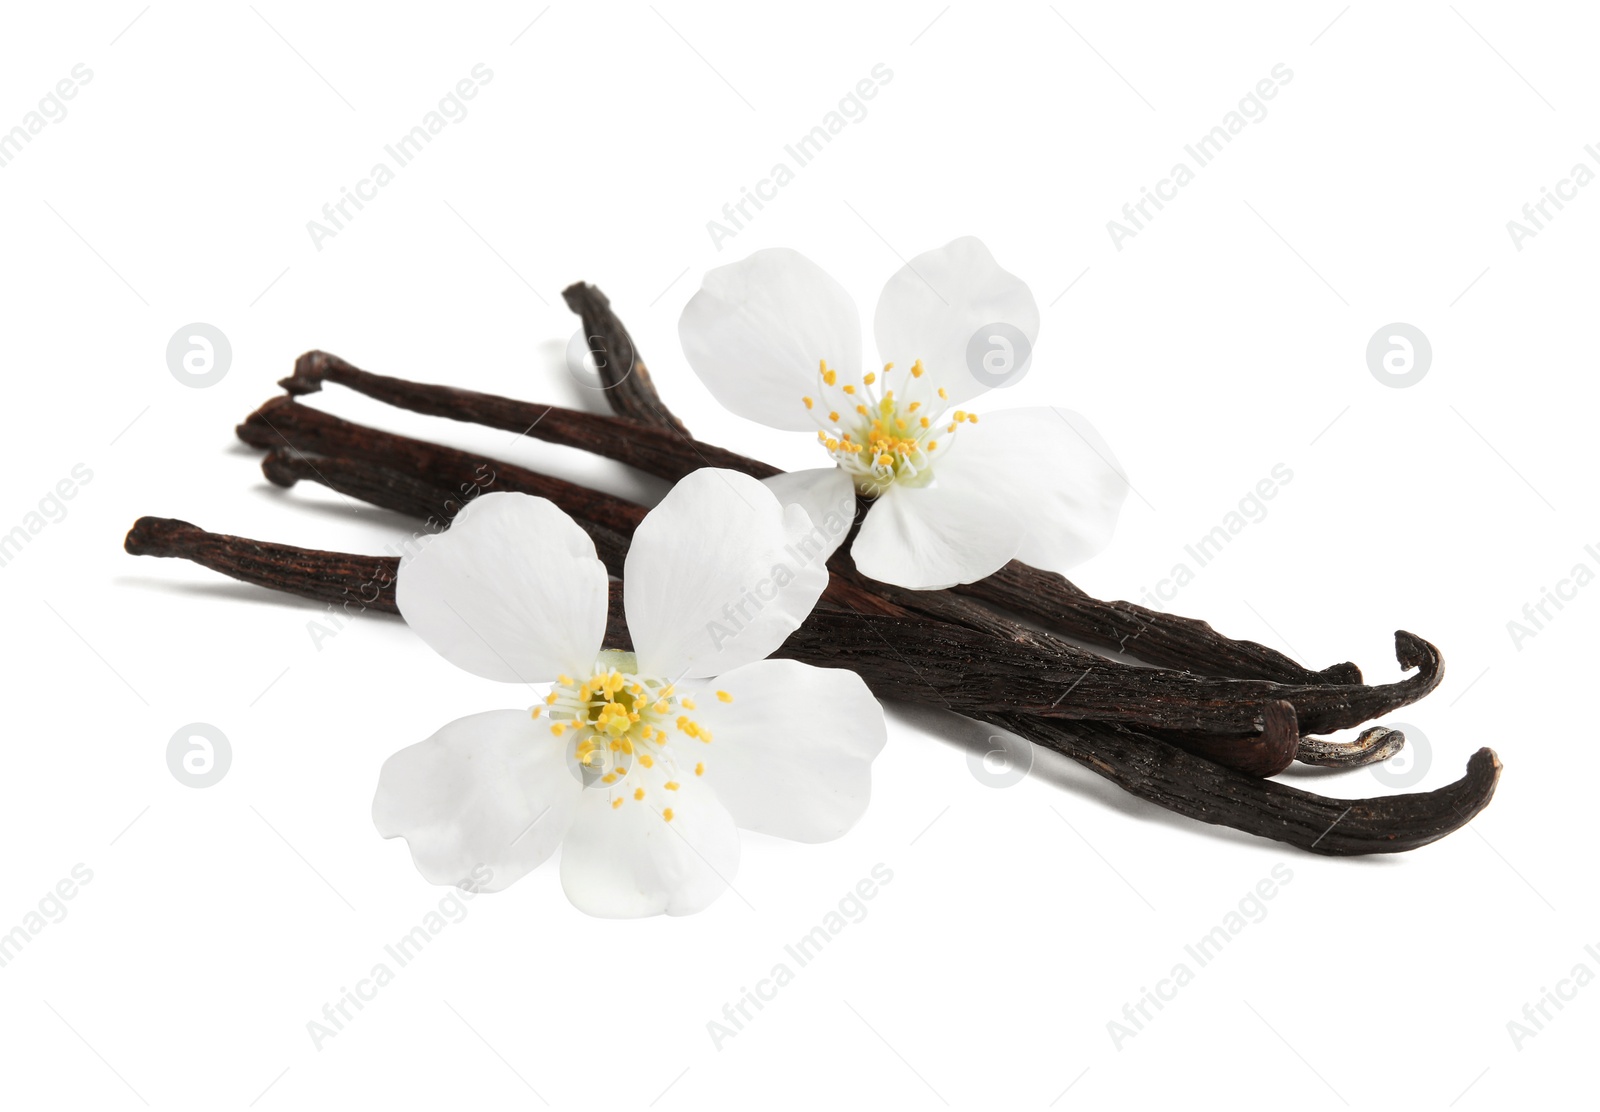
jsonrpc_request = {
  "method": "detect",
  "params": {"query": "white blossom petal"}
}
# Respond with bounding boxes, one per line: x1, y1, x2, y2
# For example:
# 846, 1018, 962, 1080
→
873, 236, 1039, 411
759, 467, 858, 563
559, 761, 740, 918
372, 710, 582, 893
625, 469, 828, 679
850, 459, 1027, 590
396, 492, 608, 683
679, 248, 862, 431
958, 407, 1130, 571
690, 659, 885, 842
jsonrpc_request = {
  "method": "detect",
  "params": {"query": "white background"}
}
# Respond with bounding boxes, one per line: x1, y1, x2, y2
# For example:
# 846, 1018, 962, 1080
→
0, 2, 1593, 1108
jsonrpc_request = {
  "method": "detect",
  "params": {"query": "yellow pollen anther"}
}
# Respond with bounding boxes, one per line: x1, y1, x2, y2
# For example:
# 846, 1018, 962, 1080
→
803, 396, 814, 409
716, 690, 733, 703
911, 360, 925, 378
828, 411, 840, 422
909, 401, 921, 412
557, 675, 573, 685
662, 808, 674, 822
545, 692, 558, 705
928, 440, 938, 450
639, 754, 654, 768
842, 384, 855, 395
634, 788, 645, 801
877, 454, 894, 466
938, 386, 948, 399
822, 369, 837, 386
664, 781, 680, 791
550, 724, 566, 737
612, 797, 623, 809
884, 362, 894, 372
863, 372, 876, 385
695, 762, 705, 775
919, 416, 930, 428
530, 707, 542, 719
681, 697, 696, 710
967, 413, 979, 423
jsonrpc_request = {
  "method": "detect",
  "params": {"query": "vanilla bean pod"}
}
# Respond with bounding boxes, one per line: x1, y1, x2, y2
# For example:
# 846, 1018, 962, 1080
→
120, 520, 1498, 854
239, 404, 1442, 738
993, 712, 1500, 856
280, 350, 1359, 686
562, 282, 689, 436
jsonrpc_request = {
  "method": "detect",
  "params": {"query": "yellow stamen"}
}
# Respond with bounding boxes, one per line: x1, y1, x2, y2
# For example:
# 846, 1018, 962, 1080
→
716, 690, 733, 703
662, 808, 674, 822
803, 396, 814, 409
612, 797, 623, 809
633, 787, 645, 801
695, 762, 705, 776
664, 781, 680, 791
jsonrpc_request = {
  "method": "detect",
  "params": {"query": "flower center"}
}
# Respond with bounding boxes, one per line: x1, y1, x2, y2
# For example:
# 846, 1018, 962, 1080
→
802, 359, 978, 496
530, 651, 728, 820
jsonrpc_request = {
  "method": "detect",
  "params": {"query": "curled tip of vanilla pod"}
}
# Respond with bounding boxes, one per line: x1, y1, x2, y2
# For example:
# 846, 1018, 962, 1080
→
1295, 725, 1409, 768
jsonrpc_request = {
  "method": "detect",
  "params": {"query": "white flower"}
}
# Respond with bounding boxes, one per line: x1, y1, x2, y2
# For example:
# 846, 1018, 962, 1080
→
372, 469, 887, 918
678, 236, 1131, 590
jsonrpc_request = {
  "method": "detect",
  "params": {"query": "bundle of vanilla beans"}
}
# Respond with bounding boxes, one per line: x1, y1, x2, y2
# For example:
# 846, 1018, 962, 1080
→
125, 284, 1500, 855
